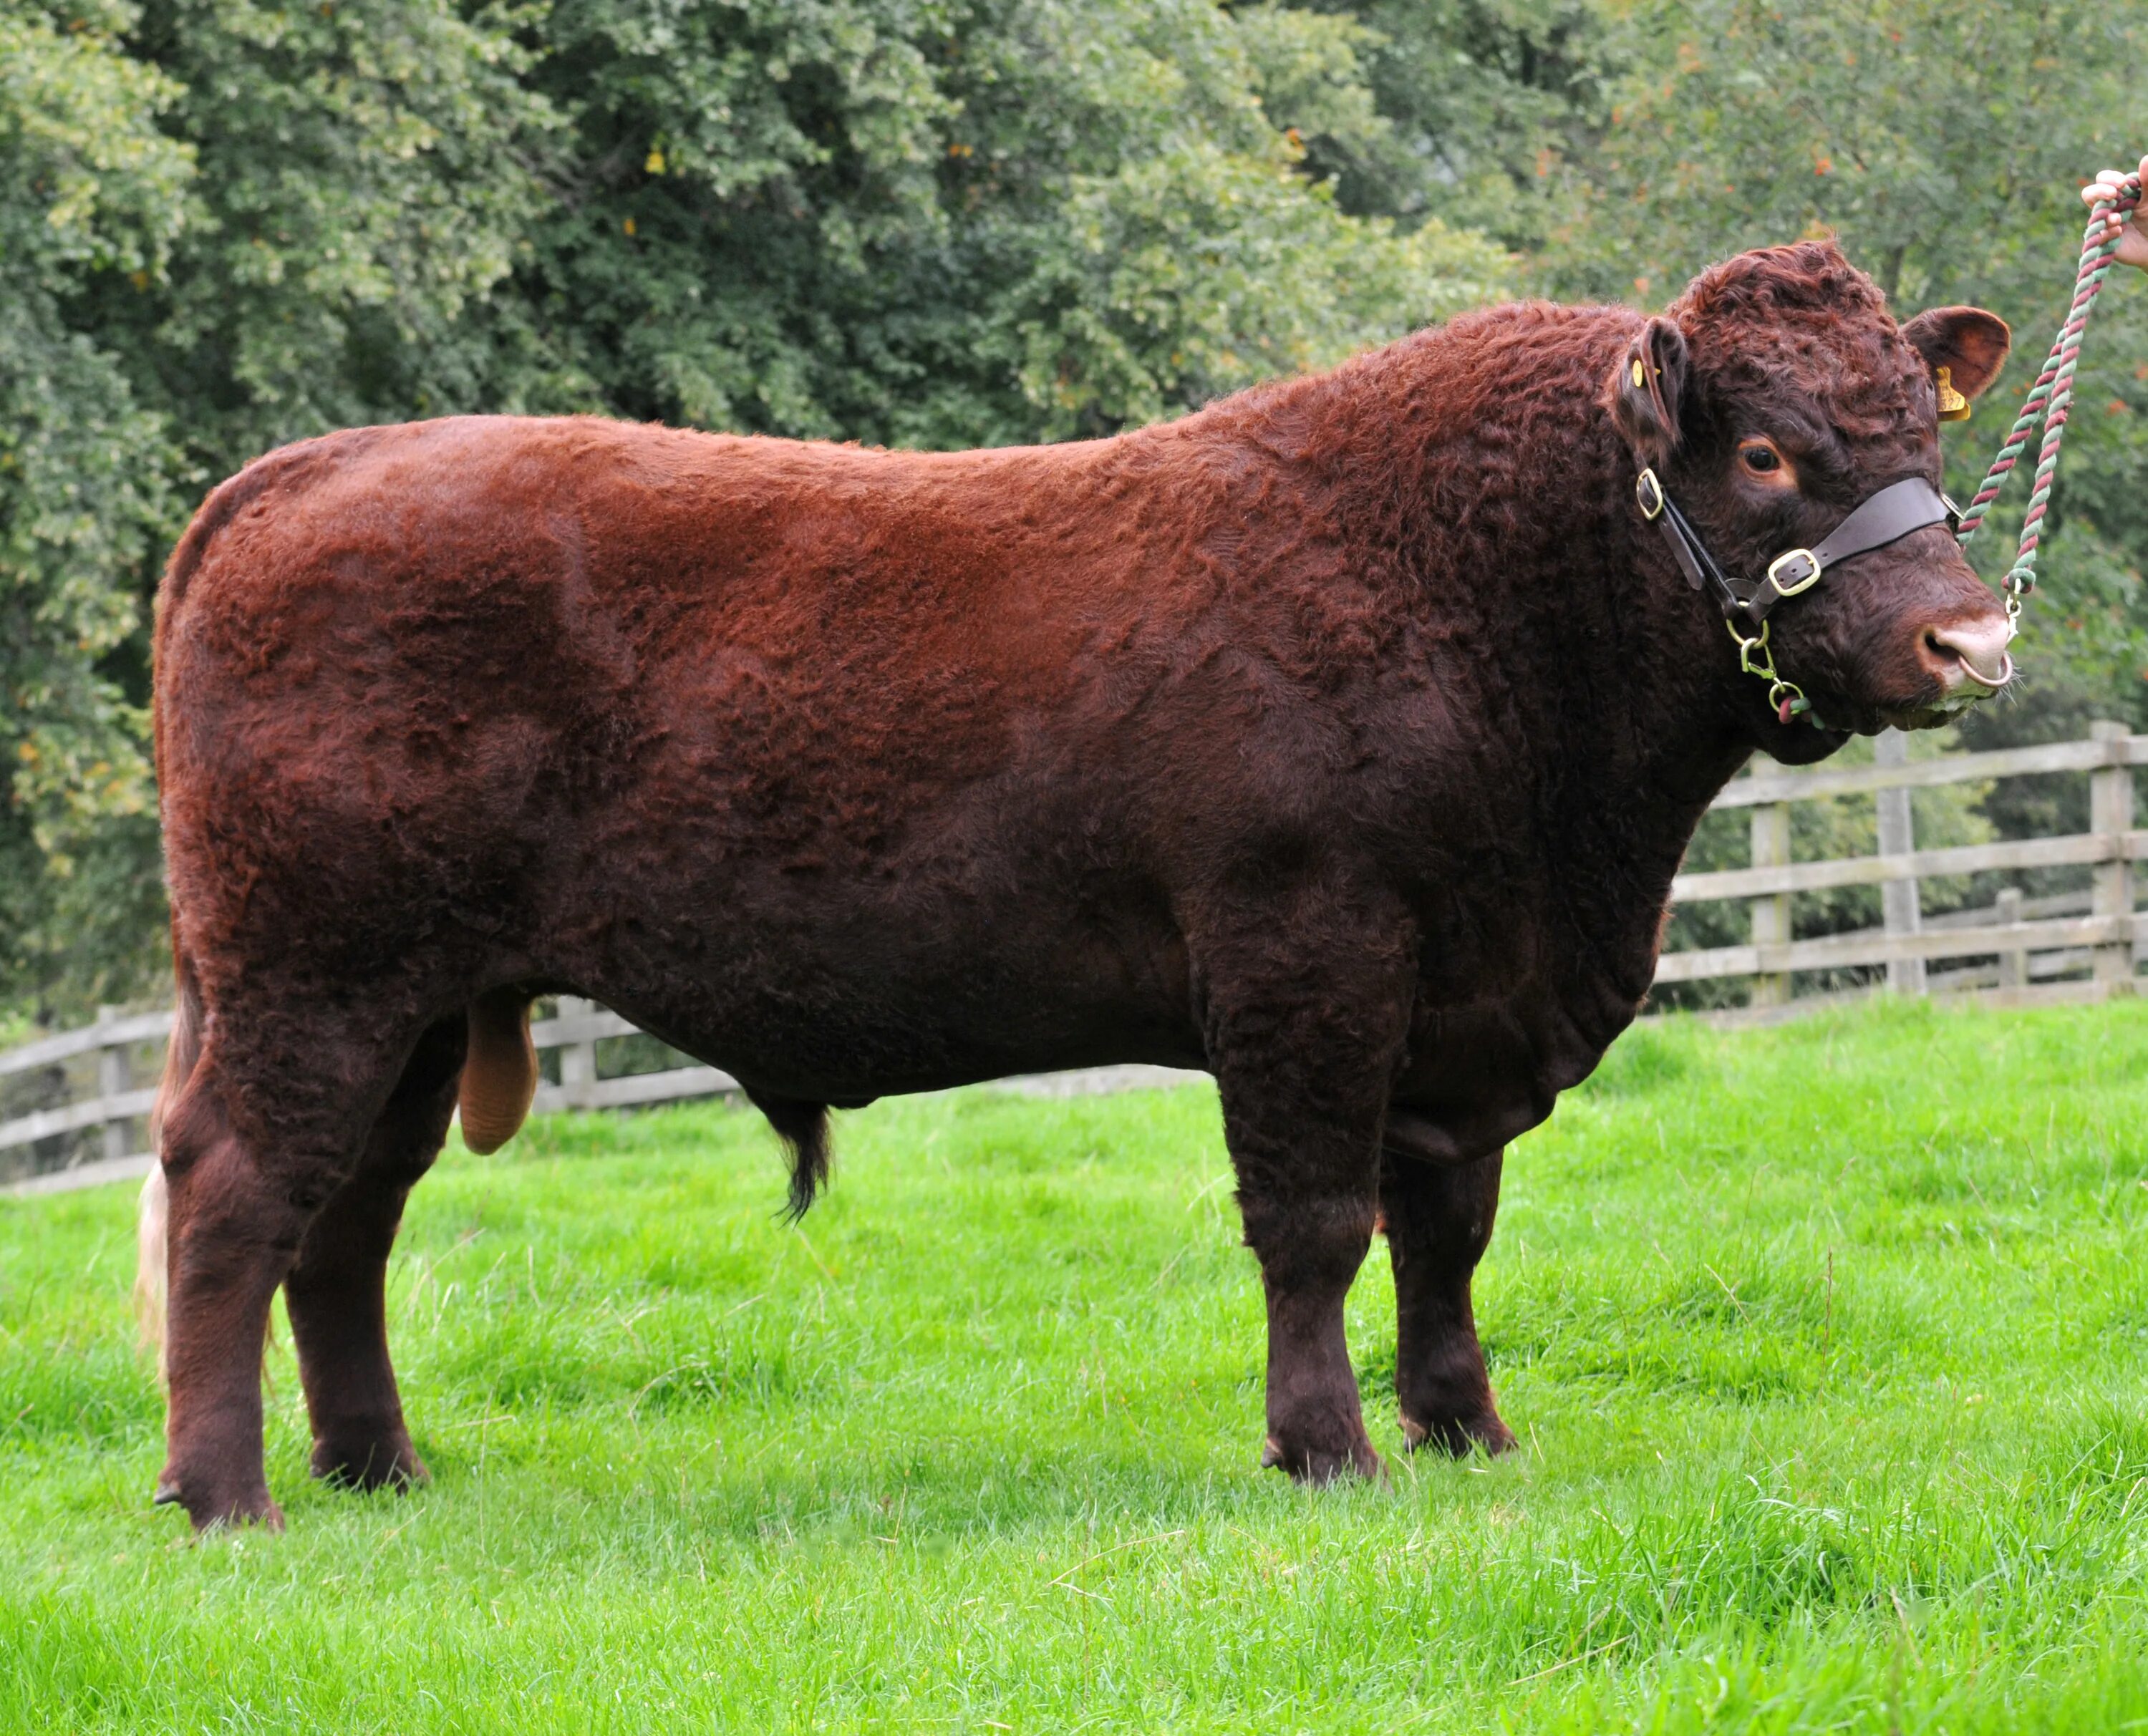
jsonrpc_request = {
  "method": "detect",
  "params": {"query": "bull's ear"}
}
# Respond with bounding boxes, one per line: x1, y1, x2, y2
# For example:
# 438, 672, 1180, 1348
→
1901, 306, 2012, 408
1608, 316, 1688, 467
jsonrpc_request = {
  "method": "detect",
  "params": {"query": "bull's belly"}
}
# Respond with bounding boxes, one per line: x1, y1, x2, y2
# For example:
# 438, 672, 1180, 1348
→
546, 882, 1206, 1101
607, 981, 1208, 1100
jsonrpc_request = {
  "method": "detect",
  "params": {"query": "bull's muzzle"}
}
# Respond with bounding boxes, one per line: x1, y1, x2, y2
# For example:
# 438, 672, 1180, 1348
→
1917, 616, 2013, 700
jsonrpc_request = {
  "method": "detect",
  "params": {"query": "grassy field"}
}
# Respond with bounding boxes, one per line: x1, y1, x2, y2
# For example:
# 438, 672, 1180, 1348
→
4, 1000, 2147, 1732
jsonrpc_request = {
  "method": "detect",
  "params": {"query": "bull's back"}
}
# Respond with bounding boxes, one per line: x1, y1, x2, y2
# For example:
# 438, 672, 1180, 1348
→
160, 417, 1070, 818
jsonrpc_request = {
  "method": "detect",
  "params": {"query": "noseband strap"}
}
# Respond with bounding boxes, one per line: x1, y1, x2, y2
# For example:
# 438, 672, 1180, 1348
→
1635, 472, 1956, 626
1634, 469, 1958, 722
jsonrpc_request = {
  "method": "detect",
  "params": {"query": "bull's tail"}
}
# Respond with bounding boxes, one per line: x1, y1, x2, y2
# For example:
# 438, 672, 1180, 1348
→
133, 1165, 169, 1372
748, 1091, 832, 1221
460, 989, 538, 1155
135, 969, 204, 1370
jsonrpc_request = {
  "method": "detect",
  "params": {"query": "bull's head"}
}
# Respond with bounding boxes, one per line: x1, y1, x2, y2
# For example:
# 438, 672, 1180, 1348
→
1610, 241, 2013, 765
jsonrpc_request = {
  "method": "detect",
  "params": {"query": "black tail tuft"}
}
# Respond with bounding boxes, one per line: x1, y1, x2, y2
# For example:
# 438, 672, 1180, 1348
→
747, 1091, 832, 1221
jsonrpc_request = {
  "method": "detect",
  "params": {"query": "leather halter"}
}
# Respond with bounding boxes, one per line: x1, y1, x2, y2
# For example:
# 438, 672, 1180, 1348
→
1635, 469, 1958, 626
1635, 468, 1960, 722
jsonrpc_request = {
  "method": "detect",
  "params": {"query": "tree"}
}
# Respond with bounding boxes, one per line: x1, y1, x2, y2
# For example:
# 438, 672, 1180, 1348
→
489, 0, 1510, 445
0, 0, 190, 1012
1, 0, 557, 1017
1297, 0, 1613, 251
107, 0, 557, 482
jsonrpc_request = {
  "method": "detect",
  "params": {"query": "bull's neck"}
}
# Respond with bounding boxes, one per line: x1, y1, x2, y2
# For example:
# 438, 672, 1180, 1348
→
1306, 314, 1768, 1014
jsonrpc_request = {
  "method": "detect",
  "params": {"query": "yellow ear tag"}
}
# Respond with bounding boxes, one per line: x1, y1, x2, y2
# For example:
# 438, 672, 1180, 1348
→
1936, 364, 1971, 422
1631, 358, 1648, 389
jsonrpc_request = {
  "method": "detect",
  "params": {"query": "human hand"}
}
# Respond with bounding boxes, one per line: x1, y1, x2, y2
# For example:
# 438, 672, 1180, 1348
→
2081, 156, 2148, 269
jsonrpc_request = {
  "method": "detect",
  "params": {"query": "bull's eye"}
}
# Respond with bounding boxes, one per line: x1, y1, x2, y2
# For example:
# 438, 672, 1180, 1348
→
1735, 437, 1798, 490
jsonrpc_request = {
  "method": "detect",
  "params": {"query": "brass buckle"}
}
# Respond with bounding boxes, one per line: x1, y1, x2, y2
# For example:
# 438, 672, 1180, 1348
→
1767, 547, 1822, 596
1635, 468, 1665, 521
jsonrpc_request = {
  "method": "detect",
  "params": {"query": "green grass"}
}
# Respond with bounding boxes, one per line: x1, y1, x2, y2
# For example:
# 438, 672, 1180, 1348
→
4, 999, 2148, 1732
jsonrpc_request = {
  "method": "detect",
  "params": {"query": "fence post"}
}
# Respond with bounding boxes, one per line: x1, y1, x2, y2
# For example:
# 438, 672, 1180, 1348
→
1874, 729, 1925, 995
1749, 800, 1791, 1007
95, 1005, 129, 1167
556, 995, 600, 1109
1995, 888, 2026, 990
2091, 719, 2135, 989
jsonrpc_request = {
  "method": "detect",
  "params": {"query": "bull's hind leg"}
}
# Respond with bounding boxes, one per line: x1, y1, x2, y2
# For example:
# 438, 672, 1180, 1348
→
155, 1000, 420, 1530
284, 1014, 466, 1490
1381, 1150, 1515, 1456
1200, 906, 1415, 1484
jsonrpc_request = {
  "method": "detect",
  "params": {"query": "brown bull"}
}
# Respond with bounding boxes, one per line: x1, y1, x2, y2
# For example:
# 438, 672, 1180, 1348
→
141, 241, 2013, 1528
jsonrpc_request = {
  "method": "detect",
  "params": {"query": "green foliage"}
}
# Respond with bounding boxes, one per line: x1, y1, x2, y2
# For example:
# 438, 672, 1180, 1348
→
1542, 1, 2145, 309
1, 0, 553, 1016
5, 1002, 2148, 1727
1303, 0, 1614, 249
115, 0, 556, 468
0, 0, 190, 1010
502, 0, 1507, 444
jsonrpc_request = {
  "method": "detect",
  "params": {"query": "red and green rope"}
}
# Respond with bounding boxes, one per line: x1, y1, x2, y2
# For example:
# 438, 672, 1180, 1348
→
1954, 171, 2143, 623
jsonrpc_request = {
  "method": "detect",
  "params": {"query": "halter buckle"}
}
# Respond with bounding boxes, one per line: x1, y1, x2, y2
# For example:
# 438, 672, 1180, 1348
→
1766, 547, 1822, 596
1635, 468, 1665, 521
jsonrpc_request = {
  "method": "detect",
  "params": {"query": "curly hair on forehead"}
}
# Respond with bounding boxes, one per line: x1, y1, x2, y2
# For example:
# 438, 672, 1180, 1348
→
1668, 239, 1925, 444
1672, 238, 1887, 325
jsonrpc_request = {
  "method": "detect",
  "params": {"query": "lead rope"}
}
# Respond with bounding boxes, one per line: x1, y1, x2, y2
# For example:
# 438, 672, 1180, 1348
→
1954, 170, 2144, 636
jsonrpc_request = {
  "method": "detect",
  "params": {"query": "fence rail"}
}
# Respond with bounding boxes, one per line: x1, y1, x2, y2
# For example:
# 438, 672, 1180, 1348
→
1704, 731, 2148, 807
4, 724, 2142, 1191
1654, 719, 2143, 1019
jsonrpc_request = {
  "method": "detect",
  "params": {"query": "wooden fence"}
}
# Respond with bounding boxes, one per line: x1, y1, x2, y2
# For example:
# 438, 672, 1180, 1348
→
4, 722, 2142, 1192
1658, 720, 2144, 1018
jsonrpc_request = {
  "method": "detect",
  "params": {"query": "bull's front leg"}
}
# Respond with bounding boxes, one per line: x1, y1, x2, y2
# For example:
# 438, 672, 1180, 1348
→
1380, 1148, 1515, 1455
1197, 903, 1415, 1484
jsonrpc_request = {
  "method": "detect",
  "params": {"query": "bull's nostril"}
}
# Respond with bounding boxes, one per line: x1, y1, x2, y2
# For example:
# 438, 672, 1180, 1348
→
1923, 617, 2014, 691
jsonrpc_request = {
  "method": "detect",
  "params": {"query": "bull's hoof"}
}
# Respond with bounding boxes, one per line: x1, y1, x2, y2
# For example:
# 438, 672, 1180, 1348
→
309, 1430, 427, 1491
153, 1475, 285, 1533
1260, 1432, 1384, 1485
1400, 1407, 1517, 1458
